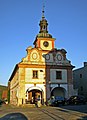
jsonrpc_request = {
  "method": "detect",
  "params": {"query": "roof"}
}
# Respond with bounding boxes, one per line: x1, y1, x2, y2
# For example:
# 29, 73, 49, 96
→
8, 64, 18, 82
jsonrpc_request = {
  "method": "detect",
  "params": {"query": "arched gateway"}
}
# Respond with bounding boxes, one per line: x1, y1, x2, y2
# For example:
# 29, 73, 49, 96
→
51, 87, 66, 98
26, 86, 44, 104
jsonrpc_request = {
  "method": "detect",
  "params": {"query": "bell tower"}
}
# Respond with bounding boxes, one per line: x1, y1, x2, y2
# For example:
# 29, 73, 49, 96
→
39, 6, 48, 34
33, 6, 55, 51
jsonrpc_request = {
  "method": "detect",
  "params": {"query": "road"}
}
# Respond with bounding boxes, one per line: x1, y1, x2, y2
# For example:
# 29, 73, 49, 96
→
61, 104, 87, 114
0, 104, 87, 120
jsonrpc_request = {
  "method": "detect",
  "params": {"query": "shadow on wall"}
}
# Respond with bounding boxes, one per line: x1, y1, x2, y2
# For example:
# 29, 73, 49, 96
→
0, 112, 28, 120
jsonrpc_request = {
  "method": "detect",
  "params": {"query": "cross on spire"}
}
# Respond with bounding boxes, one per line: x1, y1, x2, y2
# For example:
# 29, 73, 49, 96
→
42, 2, 45, 19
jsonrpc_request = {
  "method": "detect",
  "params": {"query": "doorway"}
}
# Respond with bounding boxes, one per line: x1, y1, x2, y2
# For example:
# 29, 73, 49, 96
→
28, 89, 42, 104
51, 87, 65, 97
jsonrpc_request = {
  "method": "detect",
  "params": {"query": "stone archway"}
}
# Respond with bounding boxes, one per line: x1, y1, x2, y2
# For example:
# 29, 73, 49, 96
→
51, 87, 66, 98
28, 89, 42, 104
26, 86, 44, 104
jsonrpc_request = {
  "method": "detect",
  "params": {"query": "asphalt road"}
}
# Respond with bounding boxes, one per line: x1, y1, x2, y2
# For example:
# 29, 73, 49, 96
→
0, 104, 87, 120
61, 104, 87, 114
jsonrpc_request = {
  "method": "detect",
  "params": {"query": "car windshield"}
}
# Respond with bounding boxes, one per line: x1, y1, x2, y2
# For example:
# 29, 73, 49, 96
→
55, 96, 64, 100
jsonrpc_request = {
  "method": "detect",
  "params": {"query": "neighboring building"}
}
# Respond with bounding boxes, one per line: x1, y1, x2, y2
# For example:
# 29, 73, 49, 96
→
0, 85, 8, 100
73, 62, 87, 99
8, 9, 75, 106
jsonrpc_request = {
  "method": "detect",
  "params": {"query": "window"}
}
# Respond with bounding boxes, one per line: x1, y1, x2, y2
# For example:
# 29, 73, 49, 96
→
40, 70, 43, 72
80, 74, 82, 78
56, 71, 62, 79
81, 86, 83, 91
33, 70, 38, 79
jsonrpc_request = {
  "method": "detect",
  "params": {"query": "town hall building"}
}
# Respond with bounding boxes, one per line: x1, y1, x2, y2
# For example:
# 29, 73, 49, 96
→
8, 9, 75, 106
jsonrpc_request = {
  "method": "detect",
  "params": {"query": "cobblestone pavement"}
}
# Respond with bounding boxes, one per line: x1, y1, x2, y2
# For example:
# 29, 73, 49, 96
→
0, 104, 87, 120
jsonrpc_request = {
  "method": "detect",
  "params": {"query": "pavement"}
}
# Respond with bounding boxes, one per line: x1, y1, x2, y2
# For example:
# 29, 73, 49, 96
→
0, 104, 87, 120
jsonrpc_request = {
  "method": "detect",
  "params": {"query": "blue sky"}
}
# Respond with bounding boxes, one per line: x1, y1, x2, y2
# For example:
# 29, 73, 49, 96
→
0, 0, 87, 86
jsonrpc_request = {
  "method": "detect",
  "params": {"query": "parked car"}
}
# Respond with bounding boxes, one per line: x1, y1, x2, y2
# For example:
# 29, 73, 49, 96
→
53, 96, 66, 106
67, 95, 86, 105
47, 96, 66, 106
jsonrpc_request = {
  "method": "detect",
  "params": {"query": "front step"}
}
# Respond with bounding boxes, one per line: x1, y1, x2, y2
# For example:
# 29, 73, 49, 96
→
21, 104, 35, 107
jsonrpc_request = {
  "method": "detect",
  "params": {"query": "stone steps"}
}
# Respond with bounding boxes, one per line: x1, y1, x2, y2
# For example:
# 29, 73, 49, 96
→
21, 104, 35, 107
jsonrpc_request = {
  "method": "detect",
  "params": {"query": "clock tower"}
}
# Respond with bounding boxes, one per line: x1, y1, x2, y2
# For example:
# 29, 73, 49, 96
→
9, 4, 75, 106
33, 7, 55, 51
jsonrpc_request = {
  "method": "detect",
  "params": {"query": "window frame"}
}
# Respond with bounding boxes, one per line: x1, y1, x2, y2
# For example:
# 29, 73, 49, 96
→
32, 70, 38, 79
56, 71, 62, 80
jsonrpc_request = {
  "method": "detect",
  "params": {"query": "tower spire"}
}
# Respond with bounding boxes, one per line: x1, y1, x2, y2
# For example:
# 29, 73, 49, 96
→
42, 3, 45, 19
34, 1, 52, 38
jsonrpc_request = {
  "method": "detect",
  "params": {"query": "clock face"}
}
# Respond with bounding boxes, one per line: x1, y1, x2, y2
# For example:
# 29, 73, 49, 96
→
57, 54, 62, 61
43, 41, 49, 47
45, 54, 50, 60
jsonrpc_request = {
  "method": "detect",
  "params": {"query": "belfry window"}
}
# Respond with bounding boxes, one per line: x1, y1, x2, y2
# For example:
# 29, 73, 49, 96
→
33, 70, 38, 79
42, 25, 45, 30
56, 71, 62, 79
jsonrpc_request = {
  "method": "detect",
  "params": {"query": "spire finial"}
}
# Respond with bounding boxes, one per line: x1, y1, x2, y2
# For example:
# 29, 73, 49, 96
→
42, 1, 45, 19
